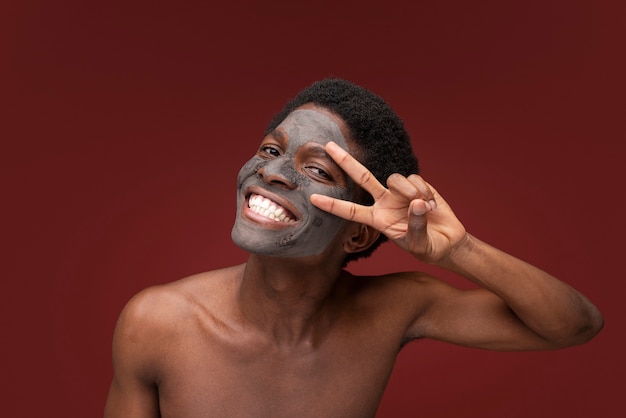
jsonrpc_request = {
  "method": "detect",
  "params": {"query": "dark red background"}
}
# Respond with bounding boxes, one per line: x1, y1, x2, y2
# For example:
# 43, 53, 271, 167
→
2, 0, 624, 417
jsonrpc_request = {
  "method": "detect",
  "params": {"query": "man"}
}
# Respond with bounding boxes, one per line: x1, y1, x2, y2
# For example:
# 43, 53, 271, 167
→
104, 79, 603, 417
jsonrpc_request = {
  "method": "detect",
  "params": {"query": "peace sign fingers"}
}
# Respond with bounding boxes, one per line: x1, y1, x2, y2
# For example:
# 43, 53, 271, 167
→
309, 141, 386, 226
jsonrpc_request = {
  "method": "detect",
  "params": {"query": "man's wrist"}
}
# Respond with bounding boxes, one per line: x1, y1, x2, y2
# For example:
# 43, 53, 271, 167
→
438, 232, 476, 272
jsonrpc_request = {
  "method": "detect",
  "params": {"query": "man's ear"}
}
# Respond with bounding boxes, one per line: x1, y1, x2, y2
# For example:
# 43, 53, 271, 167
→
343, 223, 381, 254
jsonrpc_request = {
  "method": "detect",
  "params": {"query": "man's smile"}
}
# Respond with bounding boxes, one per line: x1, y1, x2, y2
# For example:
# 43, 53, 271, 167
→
246, 193, 297, 224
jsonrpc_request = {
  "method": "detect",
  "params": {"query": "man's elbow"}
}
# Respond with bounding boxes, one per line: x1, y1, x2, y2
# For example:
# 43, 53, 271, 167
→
575, 309, 604, 344
549, 308, 604, 349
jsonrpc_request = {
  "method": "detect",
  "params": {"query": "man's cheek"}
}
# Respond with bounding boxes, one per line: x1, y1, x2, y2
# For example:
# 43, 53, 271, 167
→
305, 186, 353, 231
237, 158, 265, 189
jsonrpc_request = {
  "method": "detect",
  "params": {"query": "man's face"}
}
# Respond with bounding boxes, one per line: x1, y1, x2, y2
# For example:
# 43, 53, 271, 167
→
231, 107, 355, 258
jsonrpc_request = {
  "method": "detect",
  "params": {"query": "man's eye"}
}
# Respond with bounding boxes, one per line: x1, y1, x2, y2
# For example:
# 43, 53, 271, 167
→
260, 146, 281, 157
307, 166, 332, 180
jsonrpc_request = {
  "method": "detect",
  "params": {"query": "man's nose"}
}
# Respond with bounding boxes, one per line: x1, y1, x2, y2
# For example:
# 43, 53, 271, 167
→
257, 157, 298, 189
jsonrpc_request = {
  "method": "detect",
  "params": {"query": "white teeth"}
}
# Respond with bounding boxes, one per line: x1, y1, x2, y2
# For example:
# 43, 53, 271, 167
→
248, 194, 294, 223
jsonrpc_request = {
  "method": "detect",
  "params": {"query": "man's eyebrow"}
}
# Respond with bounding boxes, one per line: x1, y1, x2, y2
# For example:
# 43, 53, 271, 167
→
268, 129, 286, 141
308, 145, 344, 170
307, 145, 334, 159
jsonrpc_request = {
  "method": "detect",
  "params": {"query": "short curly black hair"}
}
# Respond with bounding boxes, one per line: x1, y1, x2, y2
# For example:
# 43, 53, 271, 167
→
266, 78, 420, 264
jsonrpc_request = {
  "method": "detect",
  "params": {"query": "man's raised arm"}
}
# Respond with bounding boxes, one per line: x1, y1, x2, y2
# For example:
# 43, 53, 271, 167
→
311, 141, 603, 350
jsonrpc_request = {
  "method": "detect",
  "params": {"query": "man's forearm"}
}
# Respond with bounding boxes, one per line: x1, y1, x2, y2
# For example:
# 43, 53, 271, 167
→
439, 233, 603, 346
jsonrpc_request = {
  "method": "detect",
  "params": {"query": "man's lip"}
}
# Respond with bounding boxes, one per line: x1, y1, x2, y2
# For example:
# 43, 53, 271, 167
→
243, 187, 302, 222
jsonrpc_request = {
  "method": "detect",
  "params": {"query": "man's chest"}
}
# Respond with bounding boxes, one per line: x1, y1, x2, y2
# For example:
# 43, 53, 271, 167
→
155, 334, 401, 418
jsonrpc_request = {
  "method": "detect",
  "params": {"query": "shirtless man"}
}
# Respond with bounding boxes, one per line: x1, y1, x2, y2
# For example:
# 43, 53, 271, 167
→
104, 79, 603, 417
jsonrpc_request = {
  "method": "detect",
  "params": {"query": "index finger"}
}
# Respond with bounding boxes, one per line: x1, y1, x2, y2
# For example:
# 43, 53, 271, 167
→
326, 141, 387, 200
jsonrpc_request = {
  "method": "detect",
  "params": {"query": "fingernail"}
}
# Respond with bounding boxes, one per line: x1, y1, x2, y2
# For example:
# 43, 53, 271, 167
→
412, 202, 425, 215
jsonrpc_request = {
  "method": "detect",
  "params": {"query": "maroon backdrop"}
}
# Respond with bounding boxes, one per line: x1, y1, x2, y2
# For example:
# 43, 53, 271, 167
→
3, 1, 624, 417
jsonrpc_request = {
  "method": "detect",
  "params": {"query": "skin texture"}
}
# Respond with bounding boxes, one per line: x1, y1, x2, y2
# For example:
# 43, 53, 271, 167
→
104, 105, 603, 418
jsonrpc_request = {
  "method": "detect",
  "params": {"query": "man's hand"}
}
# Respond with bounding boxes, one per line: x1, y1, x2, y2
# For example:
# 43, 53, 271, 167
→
310, 141, 467, 264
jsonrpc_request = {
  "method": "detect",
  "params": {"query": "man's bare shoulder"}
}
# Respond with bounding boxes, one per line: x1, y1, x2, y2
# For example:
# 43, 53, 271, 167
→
340, 270, 447, 320
115, 264, 245, 340
347, 269, 445, 302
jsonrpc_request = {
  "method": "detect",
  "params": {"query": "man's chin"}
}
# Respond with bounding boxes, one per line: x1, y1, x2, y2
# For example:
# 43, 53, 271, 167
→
231, 225, 297, 256
231, 213, 344, 259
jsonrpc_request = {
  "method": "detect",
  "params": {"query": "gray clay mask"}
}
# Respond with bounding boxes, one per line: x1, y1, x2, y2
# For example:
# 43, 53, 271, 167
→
231, 109, 355, 258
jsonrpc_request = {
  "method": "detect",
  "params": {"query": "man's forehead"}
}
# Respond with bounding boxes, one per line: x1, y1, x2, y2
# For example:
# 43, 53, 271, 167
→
277, 109, 346, 143
268, 105, 363, 163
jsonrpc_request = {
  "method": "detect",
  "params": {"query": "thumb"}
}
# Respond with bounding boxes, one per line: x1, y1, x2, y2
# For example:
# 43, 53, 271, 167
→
405, 199, 432, 249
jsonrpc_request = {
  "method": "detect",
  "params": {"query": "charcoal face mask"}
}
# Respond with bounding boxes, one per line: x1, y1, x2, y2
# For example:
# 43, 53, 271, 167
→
231, 109, 355, 258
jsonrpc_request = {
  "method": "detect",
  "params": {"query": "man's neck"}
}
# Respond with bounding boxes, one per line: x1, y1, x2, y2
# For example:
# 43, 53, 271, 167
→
236, 253, 347, 349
